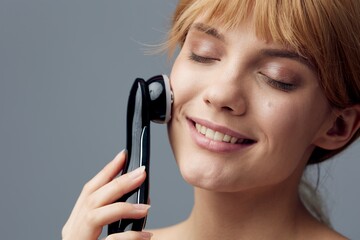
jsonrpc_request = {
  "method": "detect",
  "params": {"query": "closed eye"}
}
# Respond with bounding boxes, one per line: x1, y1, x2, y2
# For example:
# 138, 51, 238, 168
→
189, 52, 220, 64
259, 73, 297, 92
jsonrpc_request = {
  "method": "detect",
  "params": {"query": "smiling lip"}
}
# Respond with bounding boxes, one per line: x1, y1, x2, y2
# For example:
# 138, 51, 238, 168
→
187, 117, 256, 152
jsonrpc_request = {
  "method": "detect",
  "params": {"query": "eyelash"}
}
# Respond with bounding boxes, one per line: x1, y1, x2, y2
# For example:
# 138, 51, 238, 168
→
189, 52, 219, 64
260, 73, 296, 92
187, 54, 296, 92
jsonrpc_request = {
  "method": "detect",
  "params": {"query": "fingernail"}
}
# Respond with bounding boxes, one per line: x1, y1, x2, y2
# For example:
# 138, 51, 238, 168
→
128, 166, 145, 179
114, 149, 126, 161
133, 204, 151, 211
119, 149, 128, 157
140, 231, 153, 240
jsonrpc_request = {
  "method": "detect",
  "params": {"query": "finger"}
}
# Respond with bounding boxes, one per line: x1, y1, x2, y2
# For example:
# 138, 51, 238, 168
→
66, 151, 126, 227
89, 202, 150, 226
89, 166, 146, 208
105, 231, 153, 240
85, 150, 127, 194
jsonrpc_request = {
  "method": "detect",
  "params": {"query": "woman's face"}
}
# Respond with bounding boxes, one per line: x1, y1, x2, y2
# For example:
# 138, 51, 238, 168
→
168, 18, 334, 192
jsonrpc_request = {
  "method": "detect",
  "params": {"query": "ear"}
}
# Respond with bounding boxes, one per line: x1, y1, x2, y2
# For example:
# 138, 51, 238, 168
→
314, 105, 360, 150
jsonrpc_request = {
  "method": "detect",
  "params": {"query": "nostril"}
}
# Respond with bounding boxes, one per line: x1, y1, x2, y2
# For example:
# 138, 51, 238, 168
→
203, 89, 246, 115
204, 99, 212, 107
222, 106, 233, 111
205, 99, 240, 113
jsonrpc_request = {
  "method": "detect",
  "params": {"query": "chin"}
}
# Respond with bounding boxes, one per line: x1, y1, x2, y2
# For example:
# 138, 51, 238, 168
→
175, 155, 243, 192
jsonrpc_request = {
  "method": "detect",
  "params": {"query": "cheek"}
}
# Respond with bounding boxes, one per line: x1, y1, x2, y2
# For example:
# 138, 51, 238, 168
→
169, 52, 206, 124
263, 100, 300, 134
170, 55, 194, 105
260, 101, 304, 161
245, 100, 312, 184
259, 94, 329, 157
167, 55, 192, 154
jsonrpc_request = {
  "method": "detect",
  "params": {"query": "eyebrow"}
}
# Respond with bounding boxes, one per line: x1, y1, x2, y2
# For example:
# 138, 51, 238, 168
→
190, 23, 314, 70
191, 23, 225, 42
260, 49, 314, 70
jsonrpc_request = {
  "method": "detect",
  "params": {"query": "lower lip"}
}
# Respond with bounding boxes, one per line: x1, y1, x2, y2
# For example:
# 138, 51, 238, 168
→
187, 119, 255, 153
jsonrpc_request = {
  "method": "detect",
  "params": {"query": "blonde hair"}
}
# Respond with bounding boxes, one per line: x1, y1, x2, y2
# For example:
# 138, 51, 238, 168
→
167, 0, 360, 164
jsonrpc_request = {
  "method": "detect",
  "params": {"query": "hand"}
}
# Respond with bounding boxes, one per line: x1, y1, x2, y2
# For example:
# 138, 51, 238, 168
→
62, 151, 153, 240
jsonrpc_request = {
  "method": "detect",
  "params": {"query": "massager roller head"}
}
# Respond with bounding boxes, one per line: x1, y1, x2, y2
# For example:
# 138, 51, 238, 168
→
147, 74, 173, 124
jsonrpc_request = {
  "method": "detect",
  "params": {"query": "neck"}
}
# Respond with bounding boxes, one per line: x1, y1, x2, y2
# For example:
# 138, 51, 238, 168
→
182, 177, 306, 240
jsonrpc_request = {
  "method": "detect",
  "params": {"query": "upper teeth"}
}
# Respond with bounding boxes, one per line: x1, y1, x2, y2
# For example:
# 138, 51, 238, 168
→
195, 123, 238, 143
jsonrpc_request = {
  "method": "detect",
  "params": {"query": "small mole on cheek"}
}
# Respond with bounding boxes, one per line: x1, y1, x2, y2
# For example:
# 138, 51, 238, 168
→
267, 101, 273, 108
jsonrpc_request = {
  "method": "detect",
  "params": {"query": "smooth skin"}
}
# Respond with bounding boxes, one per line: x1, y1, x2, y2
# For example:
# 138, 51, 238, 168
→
63, 14, 360, 240
168, 18, 334, 193
62, 151, 152, 240
151, 17, 350, 240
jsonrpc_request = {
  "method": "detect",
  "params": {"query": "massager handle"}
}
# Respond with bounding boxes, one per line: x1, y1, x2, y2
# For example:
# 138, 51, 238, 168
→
108, 78, 150, 234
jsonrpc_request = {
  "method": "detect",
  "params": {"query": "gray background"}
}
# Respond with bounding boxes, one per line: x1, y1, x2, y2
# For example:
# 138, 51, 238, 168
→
0, 1, 359, 239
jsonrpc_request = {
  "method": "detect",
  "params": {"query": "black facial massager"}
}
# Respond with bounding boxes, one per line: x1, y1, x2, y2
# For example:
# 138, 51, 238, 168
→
107, 75, 173, 235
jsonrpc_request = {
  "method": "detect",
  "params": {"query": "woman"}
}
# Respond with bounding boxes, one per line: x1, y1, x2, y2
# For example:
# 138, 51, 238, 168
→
62, 0, 360, 239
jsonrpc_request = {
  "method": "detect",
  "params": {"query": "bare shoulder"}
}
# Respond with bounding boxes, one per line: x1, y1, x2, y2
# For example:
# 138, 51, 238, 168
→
147, 222, 186, 240
304, 224, 348, 240
147, 213, 348, 240
149, 224, 347, 240
297, 212, 348, 240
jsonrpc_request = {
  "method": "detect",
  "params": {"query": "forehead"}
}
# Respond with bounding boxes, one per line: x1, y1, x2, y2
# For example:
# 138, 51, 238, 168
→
184, 0, 313, 61
188, 20, 314, 71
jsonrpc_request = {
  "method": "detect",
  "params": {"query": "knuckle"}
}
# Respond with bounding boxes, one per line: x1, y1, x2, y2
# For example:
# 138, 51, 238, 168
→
84, 210, 97, 226
82, 181, 93, 194
84, 195, 97, 208
109, 202, 126, 219
115, 202, 129, 214
113, 177, 126, 195
114, 176, 124, 187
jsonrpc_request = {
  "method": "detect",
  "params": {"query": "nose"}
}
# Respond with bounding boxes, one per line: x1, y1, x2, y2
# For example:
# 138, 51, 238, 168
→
202, 76, 247, 115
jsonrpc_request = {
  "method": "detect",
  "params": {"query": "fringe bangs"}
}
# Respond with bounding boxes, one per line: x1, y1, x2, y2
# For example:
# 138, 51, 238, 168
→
168, 0, 359, 109
168, 0, 312, 59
